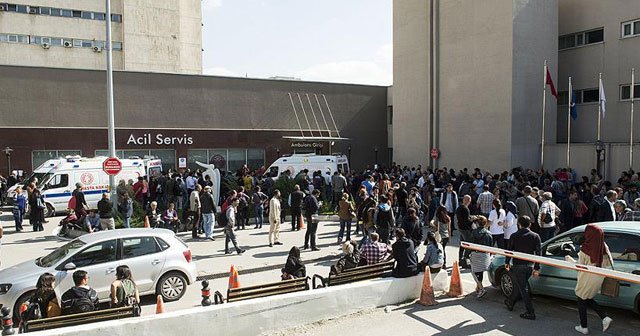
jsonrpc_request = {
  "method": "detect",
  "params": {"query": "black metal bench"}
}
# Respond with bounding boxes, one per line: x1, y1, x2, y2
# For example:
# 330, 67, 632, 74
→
23, 306, 135, 333
312, 260, 395, 289
224, 277, 310, 303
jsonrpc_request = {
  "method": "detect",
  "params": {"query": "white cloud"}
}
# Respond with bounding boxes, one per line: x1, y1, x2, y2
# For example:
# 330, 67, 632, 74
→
202, 0, 223, 12
293, 44, 392, 86
203, 67, 240, 77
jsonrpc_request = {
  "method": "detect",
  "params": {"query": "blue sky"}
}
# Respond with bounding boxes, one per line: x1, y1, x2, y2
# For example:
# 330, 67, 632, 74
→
201, 0, 392, 85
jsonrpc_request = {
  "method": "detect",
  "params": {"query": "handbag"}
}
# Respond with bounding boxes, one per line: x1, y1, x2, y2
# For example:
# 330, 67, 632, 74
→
601, 277, 619, 298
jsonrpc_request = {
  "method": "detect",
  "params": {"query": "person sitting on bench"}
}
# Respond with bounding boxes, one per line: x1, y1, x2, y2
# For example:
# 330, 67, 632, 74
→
61, 270, 99, 315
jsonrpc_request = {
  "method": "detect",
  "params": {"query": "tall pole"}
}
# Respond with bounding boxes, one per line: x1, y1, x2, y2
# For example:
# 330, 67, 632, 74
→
567, 77, 572, 168
631, 68, 635, 170
106, 0, 117, 201
597, 73, 602, 141
540, 60, 547, 169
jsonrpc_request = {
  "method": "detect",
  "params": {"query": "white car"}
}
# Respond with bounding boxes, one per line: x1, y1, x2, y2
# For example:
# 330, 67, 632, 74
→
0, 229, 197, 319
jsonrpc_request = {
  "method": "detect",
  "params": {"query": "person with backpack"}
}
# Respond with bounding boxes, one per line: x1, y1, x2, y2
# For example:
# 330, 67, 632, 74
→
24, 273, 60, 323
303, 189, 321, 251
61, 270, 99, 315
252, 186, 268, 229
110, 265, 140, 316
289, 185, 305, 231
236, 187, 251, 230
373, 195, 395, 245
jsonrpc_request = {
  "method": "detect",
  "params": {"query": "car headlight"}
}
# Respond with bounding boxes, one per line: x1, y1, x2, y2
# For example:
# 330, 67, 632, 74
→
0, 284, 12, 295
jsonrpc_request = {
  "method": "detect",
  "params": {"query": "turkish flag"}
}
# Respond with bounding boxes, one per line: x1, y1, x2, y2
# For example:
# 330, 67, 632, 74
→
546, 68, 558, 99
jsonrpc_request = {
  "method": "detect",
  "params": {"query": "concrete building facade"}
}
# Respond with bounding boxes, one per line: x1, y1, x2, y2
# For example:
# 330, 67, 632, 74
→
0, 0, 202, 74
393, 0, 639, 177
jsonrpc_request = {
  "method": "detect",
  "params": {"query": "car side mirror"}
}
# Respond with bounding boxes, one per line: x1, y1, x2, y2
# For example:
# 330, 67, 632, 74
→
63, 262, 77, 271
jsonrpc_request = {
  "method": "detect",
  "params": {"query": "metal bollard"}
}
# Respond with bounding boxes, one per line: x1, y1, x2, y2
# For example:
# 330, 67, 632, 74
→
1, 307, 15, 336
201, 280, 212, 306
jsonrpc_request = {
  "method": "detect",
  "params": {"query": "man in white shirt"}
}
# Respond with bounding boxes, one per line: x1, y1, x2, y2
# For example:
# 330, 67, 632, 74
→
268, 190, 283, 247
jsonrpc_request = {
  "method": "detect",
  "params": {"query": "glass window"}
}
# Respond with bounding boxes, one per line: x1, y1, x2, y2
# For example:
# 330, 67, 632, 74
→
621, 85, 640, 100
150, 149, 176, 172
38, 240, 86, 268
543, 233, 583, 258
18, 35, 28, 43
209, 149, 228, 171
44, 174, 69, 190
61, 9, 72, 17
121, 237, 161, 259
81, 11, 93, 19
58, 150, 81, 158
50, 38, 62, 46
94, 12, 105, 20
39, 7, 51, 15
30, 36, 41, 44
71, 240, 118, 267
605, 233, 640, 261
623, 23, 632, 37
635, 21, 640, 35
156, 238, 170, 251
586, 29, 604, 44
123, 150, 151, 160
16, 5, 28, 13
82, 40, 92, 48
228, 149, 246, 174
247, 149, 265, 170
111, 14, 122, 22
7, 4, 16, 11
41, 37, 51, 45
187, 149, 208, 171
50, 8, 61, 16
93, 40, 105, 48
112, 41, 122, 50
559, 35, 575, 50
576, 33, 584, 46
8, 35, 17, 43
73, 39, 83, 47
72, 10, 81, 18
582, 89, 599, 103
0, 34, 7, 43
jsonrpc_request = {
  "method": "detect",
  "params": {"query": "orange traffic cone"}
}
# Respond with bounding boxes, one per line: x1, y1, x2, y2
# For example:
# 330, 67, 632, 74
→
228, 265, 240, 289
155, 295, 165, 314
418, 266, 438, 306
447, 261, 463, 297
299, 214, 305, 229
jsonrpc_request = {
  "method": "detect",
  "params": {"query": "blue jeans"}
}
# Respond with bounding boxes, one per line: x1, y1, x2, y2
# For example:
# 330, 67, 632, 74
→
122, 217, 130, 229
338, 219, 352, 241
13, 209, 24, 231
255, 206, 264, 228
202, 213, 214, 238
540, 226, 555, 243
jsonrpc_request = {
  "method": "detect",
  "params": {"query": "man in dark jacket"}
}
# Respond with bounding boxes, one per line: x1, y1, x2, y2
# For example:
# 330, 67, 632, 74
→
374, 195, 395, 244
200, 186, 216, 241
289, 185, 305, 231
391, 229, 418, 278
303, 189, 321, 251
456, 195, 473, 268
72, 183, 88, 219
596, 190, 617, 222
97, 193, 114, 230
61, 270, 99, 315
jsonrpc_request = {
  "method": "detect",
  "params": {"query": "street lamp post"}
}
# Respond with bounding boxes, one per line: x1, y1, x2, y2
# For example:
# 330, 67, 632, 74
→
3, 147, 13, 175
105, 0, 117, 203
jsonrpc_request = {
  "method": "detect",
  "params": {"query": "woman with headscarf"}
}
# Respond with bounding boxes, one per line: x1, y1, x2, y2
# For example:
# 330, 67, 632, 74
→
503, 201, 518, 248
566, 224, 613, 335
281, 246, 306, 280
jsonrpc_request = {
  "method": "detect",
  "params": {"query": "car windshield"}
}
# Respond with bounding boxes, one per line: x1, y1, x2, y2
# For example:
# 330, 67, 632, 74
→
37, 239, 86, 267
22, 172, 52, 189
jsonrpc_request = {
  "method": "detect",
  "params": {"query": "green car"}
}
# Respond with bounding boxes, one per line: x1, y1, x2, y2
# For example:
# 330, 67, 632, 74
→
488, 221, 640, 315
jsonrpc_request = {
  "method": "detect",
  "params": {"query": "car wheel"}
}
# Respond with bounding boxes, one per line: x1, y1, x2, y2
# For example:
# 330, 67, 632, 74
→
13, 291, 34, 327
156, 272, 188, 302
499, 270, 514, 298
45, 203, 55, 218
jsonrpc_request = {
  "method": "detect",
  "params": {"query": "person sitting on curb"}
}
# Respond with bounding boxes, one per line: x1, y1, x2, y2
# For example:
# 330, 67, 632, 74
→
391, 228, 419, 278
281, 246, 306, 280
330, 241, 360, 275
61, 270, 99, 315
359, 232, 391, 266
419, 231, 444, 274
85, 210, 101, 233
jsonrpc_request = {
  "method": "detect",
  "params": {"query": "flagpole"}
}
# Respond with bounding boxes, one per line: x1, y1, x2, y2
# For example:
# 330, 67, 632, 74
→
567, 77, 572, 167
597, 73, 602, 142
541, 60, 547, 169
631, 68, 635, 170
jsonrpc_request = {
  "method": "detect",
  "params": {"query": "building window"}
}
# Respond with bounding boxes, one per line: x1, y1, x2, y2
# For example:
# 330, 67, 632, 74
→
187, 149, 266, 172
32, 150, 82, 170
557, 89, 601, 106
39, 7, 50, 15
73, 39, 83, 48
50, 8, 61, 16
582, 89, 599, 103
112, 41, 123, 51
93, 12, 106, 20
0, 34, 123, 50
559, 28, 604, 50
95, 150, 176, 172
81, 11, 93, 19
620, 84, 640, 100
60, 9, 72, 17
16, 4, 28, 13
111, 14, 122, 22
72, 10, 82, 18
622, 19, 640, 38
2, 3, 121, 23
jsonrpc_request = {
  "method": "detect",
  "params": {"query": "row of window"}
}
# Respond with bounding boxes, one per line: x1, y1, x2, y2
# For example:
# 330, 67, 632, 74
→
0, 33, 123, 50
622, 19, 640, 38
557, 84, 639, 105
559, 28, 604, 50
0, 3, 122, 22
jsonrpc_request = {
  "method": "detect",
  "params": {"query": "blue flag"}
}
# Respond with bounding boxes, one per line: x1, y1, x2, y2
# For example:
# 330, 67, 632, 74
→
570, 90, 577, 120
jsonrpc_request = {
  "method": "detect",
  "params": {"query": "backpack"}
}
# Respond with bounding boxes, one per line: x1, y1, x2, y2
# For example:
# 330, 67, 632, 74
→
238, 194, 249, 210
173, 180, 183, 196
22, 299, 42, 322
70, 295, 95, 314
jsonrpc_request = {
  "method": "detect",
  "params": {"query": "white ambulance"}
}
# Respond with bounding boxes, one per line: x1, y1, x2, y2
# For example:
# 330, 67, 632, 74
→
266, 154, 349, 179
9, 156, 162, 216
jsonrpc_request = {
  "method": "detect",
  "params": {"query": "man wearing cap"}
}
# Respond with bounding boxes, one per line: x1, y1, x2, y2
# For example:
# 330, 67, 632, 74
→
200, 185, 216, 241
72, 182, 88, 220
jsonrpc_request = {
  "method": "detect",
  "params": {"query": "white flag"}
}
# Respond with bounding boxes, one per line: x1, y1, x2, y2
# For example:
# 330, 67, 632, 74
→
599, 77, 607, 118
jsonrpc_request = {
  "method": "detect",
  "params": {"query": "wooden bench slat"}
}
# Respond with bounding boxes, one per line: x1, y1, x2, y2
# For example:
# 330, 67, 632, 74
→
331, 265, 394, 280
227, 286, 308, 303
24, 306, 134, 332
228, 277, 307, 292
228, 280, 307, 296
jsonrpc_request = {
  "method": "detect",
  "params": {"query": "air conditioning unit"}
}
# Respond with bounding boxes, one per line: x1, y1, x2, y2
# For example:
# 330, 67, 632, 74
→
63, 41, 73, 48
42, 43, 50, 49
93, 46, 102, 53
0, 4, 6, 11
28, 7, 37, 14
